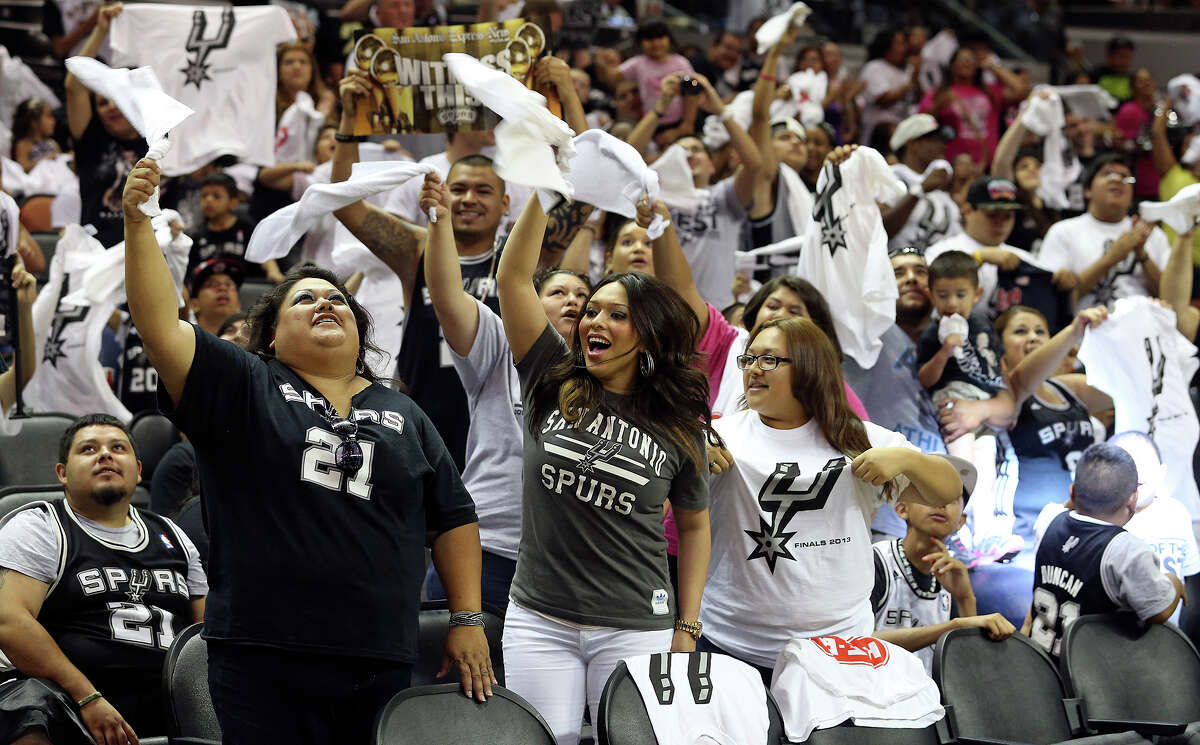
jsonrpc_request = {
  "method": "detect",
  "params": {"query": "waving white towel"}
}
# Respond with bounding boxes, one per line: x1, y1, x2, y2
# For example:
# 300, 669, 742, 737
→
246, 160, 436, 262
650, 144, 710, 212
920, 30, 957, 93
1140, 182, 1200, 235
701, 89, 798, 151
62, 210, 191, 309
1183, 136, 1200, 167
755, 2, 811, 55
63, 57, 194, 217
1020, 89, 1077, 210
1052, 85, 1117, 120
443, 53, 576, 209
275, 91, 327, 164
566, 129, 669, 237
785, 69, 828, 126
1167, 75, 1200, 126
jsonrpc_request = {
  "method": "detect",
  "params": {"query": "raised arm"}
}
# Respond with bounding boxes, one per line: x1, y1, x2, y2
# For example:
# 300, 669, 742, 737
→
1151, 99, 1178, 177
533, 56, 587, 135
558, 216, 598, 275
496, 197, 551, 362
852, 448, 962, 506
64, 3, 122, 141
991, 97, 1034, 180
422, 173, 481, 357
0, 264, 36, 412
257, 161, 315, 192
982, 55, 1031, 103
638, 197, 707, 333
331, 71, 426, 296
627, 74, 681, 156
123, 159, 196, 405
1161, 224, 1200, 339
1073, 219, 1151, 302
694, 73, 761, 208
1007, 307, 1107, 408
750, 25, 800, 192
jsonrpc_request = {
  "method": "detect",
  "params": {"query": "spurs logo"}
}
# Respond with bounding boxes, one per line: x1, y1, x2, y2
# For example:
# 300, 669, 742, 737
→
127, 569, 152, 603
577, 439, 621, 473
180, 8, 235, 89
745, 458, 846, 572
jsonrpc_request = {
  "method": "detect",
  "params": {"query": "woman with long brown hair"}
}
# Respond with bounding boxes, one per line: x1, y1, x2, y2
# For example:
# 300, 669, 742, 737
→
699, 316, 961, 681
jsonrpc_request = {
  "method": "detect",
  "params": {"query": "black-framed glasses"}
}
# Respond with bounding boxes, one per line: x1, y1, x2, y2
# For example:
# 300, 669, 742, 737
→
737, 353, 793, 371
329, 416, 363, 476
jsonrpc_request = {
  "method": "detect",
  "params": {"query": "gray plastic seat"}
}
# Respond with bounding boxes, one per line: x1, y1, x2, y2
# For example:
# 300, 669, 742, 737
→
374, 684, 555, 745
0, 413, 73, 487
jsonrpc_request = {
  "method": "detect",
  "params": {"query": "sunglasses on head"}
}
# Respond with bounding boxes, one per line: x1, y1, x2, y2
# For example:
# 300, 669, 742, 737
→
888, 245, 923, 259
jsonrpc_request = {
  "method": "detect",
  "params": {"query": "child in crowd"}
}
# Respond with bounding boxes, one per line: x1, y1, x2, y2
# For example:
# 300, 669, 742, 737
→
1026, 443, 1185, 658
917, 250, 1015, 560
872, 455, 1016, 673
185, 173, 282, 283
10, 98, 61, 172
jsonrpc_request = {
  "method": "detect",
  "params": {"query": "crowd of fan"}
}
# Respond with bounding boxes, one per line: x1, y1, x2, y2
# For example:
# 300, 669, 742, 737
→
1, 0, 1200, 743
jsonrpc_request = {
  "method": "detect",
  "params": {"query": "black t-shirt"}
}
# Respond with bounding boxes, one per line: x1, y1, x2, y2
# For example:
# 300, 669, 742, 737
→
75, 114, 146, 248
992, 260, 1074, 334
41, 0, 64, 37
399, 245, 502, 471
150, 440, 197, 516
915, 313, 1007, 394
159, 326, 476, 661
186, 215, 257, 275
117, 321, 158, 417
1009, 378, 1093, 469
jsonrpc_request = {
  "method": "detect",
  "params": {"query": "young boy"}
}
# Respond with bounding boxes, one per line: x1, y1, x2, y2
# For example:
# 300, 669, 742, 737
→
185, 173, 282, 282
1026, 443, 1185, 659
916, 250, 1016, 563
872, 455, 1016, 673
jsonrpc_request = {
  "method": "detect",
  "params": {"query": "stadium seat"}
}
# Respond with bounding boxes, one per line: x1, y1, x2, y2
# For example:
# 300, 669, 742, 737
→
129, 411, 181, 483
801, 721, 947, 745
0, 413, 74, 487
160, 623, 222, 745
239, 281, 273, 311
373, 683, 555, 745
933, 627, 1150, 745
32, 232, 57, 282
595, 657, 786, 745
412, 600, 505, 686
1059, 614, 1200, 740
0, 485, 62, 520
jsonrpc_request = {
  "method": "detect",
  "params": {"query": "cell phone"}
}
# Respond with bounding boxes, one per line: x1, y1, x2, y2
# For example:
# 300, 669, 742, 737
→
681, 76, 701, 96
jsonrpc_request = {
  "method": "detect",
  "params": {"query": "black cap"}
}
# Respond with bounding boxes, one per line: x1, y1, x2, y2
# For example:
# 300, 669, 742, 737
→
188, 257, 245, 294
966, 176, 1022, 210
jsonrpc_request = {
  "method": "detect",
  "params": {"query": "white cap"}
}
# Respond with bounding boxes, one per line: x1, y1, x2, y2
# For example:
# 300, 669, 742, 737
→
939, 454, 977, 501
889, 113, 946, 153
770, 117, 808, 140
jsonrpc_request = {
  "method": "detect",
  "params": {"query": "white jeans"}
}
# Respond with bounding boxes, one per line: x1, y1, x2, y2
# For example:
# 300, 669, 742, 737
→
502, 600, 674, 745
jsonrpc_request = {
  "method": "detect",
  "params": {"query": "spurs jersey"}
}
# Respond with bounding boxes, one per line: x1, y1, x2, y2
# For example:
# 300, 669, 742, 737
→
116, 319, 158, 417
1009, 378, 1093, 472
108, 5, 297, 175
625, 652, 770, 745
885, 163, 962, 252
871, 538, 951, 674
5, 500, 194, 688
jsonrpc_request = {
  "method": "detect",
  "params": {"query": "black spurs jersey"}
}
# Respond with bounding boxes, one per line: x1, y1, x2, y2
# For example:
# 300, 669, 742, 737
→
1009, 378, 1093, 471
31, 500, 194, 686
116, 320, 158, 417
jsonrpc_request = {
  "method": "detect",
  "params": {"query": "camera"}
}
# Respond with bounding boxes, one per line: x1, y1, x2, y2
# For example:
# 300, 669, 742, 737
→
681, 76, 701, 96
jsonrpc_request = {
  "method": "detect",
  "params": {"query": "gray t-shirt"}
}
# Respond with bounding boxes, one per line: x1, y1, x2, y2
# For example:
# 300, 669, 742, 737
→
1075, 513, 1178, 622
0, 503, 208, 595
673, 176, 747, 310
511, 324, 709, 630
451, 299, 524, 560
843, 325, 946, 538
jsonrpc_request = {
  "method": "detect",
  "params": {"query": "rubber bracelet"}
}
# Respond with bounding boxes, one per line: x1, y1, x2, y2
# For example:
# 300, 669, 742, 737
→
334, 132, 367, 143
77, 692, 103, 708
760, 73, 778, 83
973, 250, 983, 264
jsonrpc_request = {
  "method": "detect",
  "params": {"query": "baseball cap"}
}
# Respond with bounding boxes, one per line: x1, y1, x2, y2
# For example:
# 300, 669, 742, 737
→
770, 117, 808, 141
966, 176, 1022, 210
889, 113, 953, 153
188, 257, 245, 294
940, 454, 978, 503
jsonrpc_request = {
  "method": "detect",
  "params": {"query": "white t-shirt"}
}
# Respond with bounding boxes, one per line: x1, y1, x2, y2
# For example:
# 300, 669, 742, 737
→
672, 177, 747, 310
1038, 213, 1171, 311
925, 233, 1045, 317
860, 59, 915, 146
886, 164, 962, 252
871, 538, 952, 674
109, 5, 297, 176
701, 409, 918, 668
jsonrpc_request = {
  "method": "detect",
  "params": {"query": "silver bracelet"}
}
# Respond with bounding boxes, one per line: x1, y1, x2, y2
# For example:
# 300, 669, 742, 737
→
449, 610, 485, 628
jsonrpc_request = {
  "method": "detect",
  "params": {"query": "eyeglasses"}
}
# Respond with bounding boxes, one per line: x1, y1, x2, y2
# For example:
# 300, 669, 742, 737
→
737, 353, 793, 371
329, 415, 363, 476
1099, 171, 1136, 185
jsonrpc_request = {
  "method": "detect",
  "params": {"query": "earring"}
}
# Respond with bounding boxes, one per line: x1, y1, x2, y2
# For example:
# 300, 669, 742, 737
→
639, 351, 656, 377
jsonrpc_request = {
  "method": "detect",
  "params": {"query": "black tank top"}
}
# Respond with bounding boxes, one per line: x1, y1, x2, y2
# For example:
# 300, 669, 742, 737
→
35, 500, 194, 688
1010, 378, 1093, 470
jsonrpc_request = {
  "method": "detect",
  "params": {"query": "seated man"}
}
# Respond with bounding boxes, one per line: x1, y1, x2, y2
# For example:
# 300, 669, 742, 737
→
1025, 442, 1184, 658
0, 414, 207, 745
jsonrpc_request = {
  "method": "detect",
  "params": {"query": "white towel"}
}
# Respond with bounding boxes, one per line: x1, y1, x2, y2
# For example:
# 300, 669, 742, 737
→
443, 53, 575, 210
0, 45, 61, 129
702, 89, 797, 151
755, 2, 811, 55
920, 30, 958, 93
275, 91, 327, 164
1167, 75, 1200, 127
1140, 182, 1200, 235
1052, 85, 1117, 120
650, 145, 710, 212
778, 162, 813, 244
785, 69, 828, 126
63, 57, 194, 217
1183, 136, 1200, 167
62, 210, 191, 309
1020, 88, 1077, 210
566, 129, 669, 237
331, 228, 404, 380
245, 160, 435, 262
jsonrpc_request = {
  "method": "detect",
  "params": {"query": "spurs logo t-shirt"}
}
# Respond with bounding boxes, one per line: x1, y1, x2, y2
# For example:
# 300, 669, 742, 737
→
700, 409, 917, 668
511, 324, 708, 630
1038, 214, 1171, 311
885, 164, 962, 252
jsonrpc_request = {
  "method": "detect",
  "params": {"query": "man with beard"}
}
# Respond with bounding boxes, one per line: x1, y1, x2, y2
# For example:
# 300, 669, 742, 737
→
0, 414, 207, 745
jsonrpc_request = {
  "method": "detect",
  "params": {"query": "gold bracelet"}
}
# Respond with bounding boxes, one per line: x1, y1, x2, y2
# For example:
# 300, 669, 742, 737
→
674, 618, 703, 639
76, 691, 103, 708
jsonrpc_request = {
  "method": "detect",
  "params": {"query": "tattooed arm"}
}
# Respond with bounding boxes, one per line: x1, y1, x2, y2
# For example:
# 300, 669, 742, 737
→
539, 198, 594, 269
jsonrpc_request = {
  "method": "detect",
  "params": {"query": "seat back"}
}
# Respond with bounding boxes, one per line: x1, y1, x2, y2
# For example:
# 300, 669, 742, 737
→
162, 623, 222, 740
933, 628, 1076, 743
373, 684, 555, 745
129, 413, 181, 483
1060, 613, 1200, 725
0, 486, 63, 521
0, 413, 73, 487
596, 658, 785, 745
412, 600, 505, 686
801, 722, 943, 745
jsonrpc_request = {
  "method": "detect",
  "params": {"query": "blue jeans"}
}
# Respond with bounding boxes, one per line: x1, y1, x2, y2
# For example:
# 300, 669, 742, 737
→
424, 550, 517, 613
208, 641, 412, 745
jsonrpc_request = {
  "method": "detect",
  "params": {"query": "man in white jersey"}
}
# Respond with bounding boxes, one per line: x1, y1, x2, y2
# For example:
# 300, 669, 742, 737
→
881, 114, 962, 252
872, 455, 1016, 673
1038, 154, 1170, 311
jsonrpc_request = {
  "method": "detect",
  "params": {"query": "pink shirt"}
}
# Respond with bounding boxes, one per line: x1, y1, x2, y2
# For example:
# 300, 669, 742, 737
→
620, 53, 694, 125
920, 82, 1003, 166
1115, 101, 1160, 199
